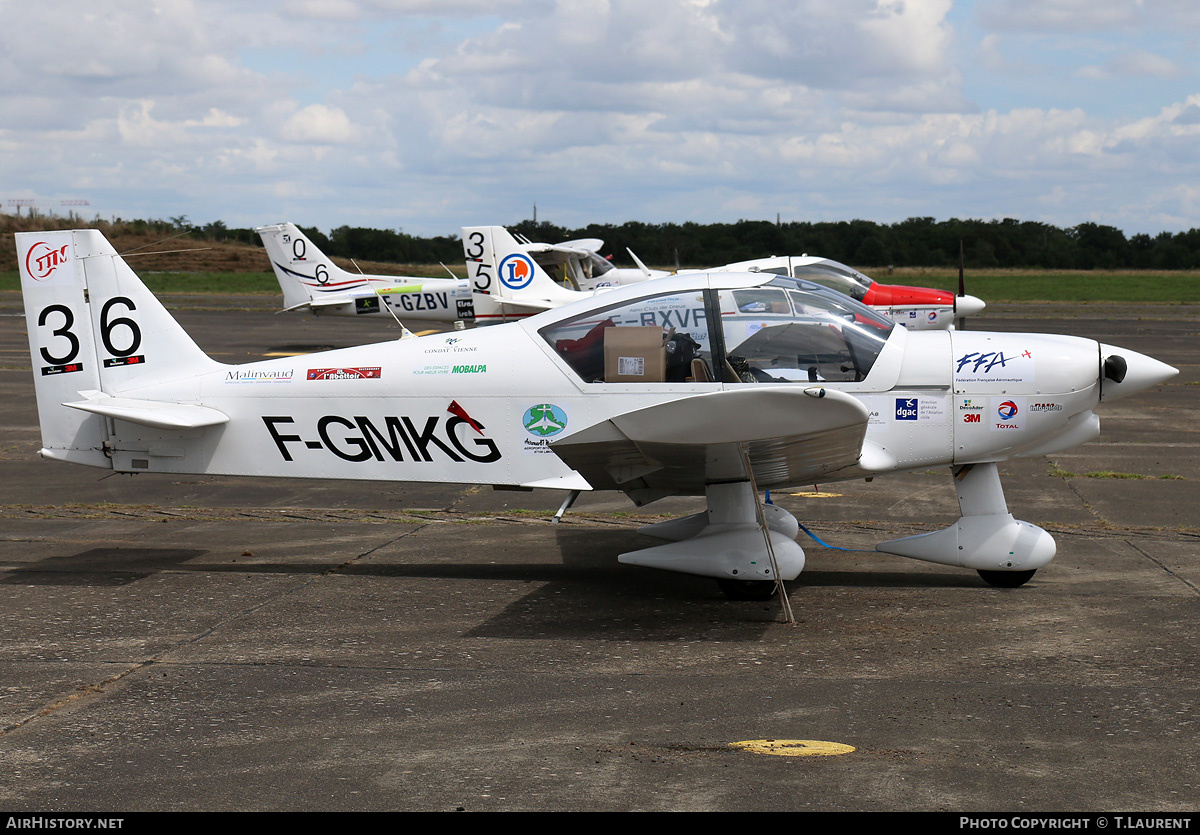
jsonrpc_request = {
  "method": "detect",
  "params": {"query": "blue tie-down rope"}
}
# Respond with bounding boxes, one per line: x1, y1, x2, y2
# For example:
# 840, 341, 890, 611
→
765, 491, 870, 553
796, 521, 869, 552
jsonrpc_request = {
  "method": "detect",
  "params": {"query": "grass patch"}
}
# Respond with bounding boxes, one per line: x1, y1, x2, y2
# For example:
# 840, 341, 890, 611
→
1049, 467, 1183, 480
868, 269, 1200, 303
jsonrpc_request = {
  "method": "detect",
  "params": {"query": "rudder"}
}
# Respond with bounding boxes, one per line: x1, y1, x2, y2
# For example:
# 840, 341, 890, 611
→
19, 229, 220, 467
256, 223, 366, 309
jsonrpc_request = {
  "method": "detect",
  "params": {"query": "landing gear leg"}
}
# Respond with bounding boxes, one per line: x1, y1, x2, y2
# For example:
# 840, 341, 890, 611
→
875, 462, 1055, 583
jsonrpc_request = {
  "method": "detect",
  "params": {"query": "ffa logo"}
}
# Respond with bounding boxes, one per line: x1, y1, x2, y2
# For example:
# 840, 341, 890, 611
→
523, 403, 567, 437
498, 253, 536, 290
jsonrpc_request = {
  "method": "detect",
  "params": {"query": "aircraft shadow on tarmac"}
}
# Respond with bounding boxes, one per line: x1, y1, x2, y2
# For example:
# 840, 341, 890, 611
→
1, 547, 207, 586
0, 530, 985, 590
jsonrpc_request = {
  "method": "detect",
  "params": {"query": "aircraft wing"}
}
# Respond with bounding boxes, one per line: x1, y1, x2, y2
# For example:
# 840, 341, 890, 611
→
550, 387, 886, 500
523, 239, 604, 265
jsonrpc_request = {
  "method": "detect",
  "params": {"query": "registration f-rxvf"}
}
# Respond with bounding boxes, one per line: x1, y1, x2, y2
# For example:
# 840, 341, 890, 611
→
19, 230, 1176, 598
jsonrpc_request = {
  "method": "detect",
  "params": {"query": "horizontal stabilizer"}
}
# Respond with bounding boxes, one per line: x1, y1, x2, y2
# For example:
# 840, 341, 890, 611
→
492, 296, 558, 310
64, 391, 230, 430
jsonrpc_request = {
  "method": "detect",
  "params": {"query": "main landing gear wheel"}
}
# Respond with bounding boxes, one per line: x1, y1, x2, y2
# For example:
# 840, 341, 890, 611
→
977, 569, 1037, 588
717, 578, 780, 601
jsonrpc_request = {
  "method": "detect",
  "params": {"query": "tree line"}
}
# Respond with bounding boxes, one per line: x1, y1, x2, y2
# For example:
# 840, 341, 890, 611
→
137, 215, 1200, 269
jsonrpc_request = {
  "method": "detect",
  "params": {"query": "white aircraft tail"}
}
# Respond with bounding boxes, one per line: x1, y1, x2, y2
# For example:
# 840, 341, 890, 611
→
18, 230, 221, 468
257, 223, 370, 310
462, 226, 581, 322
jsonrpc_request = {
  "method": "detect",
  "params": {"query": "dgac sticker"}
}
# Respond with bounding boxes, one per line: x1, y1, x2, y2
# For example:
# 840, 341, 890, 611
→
308, 367, 382, 380
894, 397, 946, 423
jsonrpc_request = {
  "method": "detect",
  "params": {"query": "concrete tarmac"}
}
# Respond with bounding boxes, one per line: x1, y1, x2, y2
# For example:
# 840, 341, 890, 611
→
0, 293, 1196, 811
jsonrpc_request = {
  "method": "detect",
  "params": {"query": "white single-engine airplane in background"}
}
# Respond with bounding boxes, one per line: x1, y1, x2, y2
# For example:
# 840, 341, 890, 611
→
515, 232, 670, 291
705, 255, 986, 331
20, 230, 1176, 599
257, 222, 478, 323
468, 226, 986, 333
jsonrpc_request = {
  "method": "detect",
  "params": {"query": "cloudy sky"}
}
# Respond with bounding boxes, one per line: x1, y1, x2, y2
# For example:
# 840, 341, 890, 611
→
2, 0, 1198, 237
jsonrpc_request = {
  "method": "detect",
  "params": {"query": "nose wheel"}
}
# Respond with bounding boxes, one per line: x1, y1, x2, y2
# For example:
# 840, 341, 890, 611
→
977, 569, 1036, 588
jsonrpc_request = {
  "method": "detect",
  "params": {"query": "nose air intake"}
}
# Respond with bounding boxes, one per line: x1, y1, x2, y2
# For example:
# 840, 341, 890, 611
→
1103, 354, 1127, 383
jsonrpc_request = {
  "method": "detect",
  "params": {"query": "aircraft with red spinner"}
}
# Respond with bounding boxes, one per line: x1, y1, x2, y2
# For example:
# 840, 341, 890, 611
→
19, 229, 1176, 600
705, 255, 986, 331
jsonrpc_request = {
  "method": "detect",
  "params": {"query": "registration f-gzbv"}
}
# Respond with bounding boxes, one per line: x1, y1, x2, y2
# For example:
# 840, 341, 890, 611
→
19, 230, 1176, 599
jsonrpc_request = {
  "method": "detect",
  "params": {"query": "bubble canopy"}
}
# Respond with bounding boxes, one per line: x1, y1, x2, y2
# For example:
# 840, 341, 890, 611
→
537, 273, 896, 385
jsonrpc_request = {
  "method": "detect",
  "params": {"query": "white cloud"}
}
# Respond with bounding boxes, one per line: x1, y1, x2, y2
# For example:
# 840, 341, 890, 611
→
0, 0, 1197, 236
280, 104, 356, 143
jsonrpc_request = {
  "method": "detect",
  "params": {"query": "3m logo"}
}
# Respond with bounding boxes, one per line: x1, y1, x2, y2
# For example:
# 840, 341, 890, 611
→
25, 242, 70, 281
963, 413, 981, 423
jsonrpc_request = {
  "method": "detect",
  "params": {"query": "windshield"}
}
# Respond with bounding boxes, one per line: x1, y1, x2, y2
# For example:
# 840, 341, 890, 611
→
719, 278, 894, 383
791, 261, 875, 301
585, 252, 615, 277
539, 276, 894, 385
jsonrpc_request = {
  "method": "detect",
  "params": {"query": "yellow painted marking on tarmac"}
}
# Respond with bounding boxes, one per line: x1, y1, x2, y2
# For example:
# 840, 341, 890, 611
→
414, 329, 441, 336
780, 491, 842, 498
729, 739, 855, 757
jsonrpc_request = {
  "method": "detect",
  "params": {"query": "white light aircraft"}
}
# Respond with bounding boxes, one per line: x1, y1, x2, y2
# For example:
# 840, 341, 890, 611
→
20, 229, 1176, 599
257, 222, 478, 323
259, 223, 661, 327
465, 225, 633, 323
707, 255, 986, 331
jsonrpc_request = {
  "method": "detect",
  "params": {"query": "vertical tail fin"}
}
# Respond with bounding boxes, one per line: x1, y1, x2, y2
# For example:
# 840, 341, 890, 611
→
18, 230, 220, 467
256, 223, 367, 310
462, 226, 582, 323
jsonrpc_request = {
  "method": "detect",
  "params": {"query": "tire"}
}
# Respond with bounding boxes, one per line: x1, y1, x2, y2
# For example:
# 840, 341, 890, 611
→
977, 569, 1036, 588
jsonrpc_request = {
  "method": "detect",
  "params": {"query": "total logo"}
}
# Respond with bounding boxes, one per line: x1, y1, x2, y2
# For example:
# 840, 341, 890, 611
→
927, 310, 938, 322
25, 241, 70, 281
498, 253, 536, 290
523, 403, 567, 437
997, 400, 1019, 420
